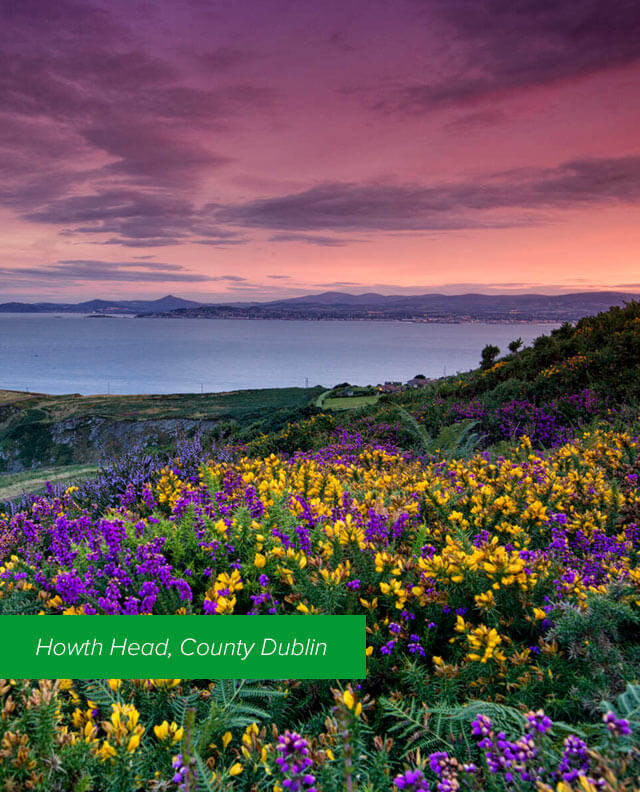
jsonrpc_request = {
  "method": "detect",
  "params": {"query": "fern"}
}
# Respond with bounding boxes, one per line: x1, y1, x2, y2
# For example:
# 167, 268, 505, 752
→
193, 751, 216, 792
437, 700, 527, 734
432, 419, 480, 457
395, 407, 433, 454
189, 680, 283, 753
380, 697, 530, 759
172, 690, 202, 726
394, 409, 480, 458
380, 696, 455, 756
76, 679, 118, 709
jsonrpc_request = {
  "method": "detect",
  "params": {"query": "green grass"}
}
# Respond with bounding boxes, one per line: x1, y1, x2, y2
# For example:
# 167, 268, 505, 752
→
323, 395, 380, 410
0, 386, 325, 422
0, 463, 98, 502
0, 386, 325, 472
0, 390, 40, 405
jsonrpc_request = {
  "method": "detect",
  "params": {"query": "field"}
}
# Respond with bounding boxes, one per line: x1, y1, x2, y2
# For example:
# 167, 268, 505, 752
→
0, 386, 325, 423
1, 303, 640, 791
0, 463, 97, 502
322, 395, 380, 410
0, 390, 38, 405
0, 386, 324, 473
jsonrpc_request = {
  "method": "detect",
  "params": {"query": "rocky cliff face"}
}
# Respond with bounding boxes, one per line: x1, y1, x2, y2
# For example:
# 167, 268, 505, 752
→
0, 416, 219, 472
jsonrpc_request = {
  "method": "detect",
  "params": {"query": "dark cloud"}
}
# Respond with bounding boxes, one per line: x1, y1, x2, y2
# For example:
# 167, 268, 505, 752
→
84, 122, 231, 187
328, 32, 356, 53
0, 0, 122, 51
379, 0, 640, 113
194, 239, 246, 246
3, 0, 639, 263
0, 259, 214, 283
198, 47, 252, 70
267, 274, 292, 279
0, 0, 271, 237
27, 191, 192, 228
102, 238, 184, 248
444, 109, 508, 132
23, 188, 246, 247
58, 259, 186, 272
269, 232, 362, 246
0, 45, 252, 201
215, 155, 640, 232
224, 282, 264, 290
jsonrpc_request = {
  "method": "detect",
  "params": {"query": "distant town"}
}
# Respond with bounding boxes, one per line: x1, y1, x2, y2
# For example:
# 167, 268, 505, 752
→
2, 290, 638, 323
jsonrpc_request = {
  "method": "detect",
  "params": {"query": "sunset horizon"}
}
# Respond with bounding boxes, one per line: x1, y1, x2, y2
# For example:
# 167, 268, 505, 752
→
4, 4, 640, 785
2, 0, 640, 302
5, 283, 640, 306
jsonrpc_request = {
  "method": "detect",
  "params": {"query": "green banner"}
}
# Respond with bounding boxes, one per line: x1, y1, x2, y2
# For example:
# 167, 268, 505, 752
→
0, 616, 366, 679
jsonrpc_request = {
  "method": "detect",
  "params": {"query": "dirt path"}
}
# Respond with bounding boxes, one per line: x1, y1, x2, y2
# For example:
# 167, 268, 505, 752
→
0, 466, 97, 501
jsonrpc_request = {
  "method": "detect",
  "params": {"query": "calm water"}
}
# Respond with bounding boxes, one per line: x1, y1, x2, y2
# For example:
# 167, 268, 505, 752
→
0, 315, 557, 395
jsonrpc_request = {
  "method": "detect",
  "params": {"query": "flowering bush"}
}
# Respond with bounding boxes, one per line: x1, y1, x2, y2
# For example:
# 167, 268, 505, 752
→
1, 419, 640, 789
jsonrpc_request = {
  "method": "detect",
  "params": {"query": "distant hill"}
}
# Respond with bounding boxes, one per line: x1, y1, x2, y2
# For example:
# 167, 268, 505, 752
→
276, 291, 387, 306
0, 295, 202, 314
140, 290, 640, 322
264, 290, 640, 314
4, 290, 640, 322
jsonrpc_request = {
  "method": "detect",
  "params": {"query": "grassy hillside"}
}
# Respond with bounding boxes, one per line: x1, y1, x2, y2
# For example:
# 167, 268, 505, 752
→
1, 303, 640, 790
264, 300, 640, 456
0, 386, 324, 472
0, 463, 98, 502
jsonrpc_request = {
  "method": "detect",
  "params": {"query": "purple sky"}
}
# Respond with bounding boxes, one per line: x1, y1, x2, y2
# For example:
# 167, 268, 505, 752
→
2, 0, 640, 301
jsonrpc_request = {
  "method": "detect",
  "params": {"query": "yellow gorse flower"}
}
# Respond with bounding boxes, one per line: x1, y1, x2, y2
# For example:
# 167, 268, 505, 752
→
153, 720, 183, 743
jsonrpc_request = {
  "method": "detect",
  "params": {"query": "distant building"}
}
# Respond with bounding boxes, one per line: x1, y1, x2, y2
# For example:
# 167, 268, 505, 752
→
379, 381, 403, 393
406, 376, 432, 388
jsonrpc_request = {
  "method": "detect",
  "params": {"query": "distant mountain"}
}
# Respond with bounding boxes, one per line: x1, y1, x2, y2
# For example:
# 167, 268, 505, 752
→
264, 290, 640, 314
3, 290, 639, 322
276, 291, 387, 306
140, 290, 640, 322
0, 294, 202, 314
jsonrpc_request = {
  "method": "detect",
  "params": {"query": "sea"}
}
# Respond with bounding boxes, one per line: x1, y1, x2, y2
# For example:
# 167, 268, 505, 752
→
0, 314, 558, 395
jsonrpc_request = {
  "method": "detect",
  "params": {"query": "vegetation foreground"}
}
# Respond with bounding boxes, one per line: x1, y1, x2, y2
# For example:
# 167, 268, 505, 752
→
1, 303, 640, 791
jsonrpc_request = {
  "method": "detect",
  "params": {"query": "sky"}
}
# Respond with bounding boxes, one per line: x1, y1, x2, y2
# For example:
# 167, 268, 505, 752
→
1, 0, 640, 302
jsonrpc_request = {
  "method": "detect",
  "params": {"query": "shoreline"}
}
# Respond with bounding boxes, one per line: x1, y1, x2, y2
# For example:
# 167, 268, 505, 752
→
1, 311, 564, 324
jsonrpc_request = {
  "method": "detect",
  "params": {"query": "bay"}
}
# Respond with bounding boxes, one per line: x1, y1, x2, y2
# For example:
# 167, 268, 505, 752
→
0, 314, 557, 395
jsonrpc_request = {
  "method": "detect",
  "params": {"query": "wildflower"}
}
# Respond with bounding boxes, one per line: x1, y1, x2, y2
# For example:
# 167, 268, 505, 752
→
172, 754, 187, 787
557, 735, 590, 783
342, 688, 362, 717
154, 720, 184, 743
408, 634, 425, 656
525, 710, 553, 734
471, 714, 491, 738
274, 731, 316, 791
393, 768, 430, 791
603, 711, 632, 737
